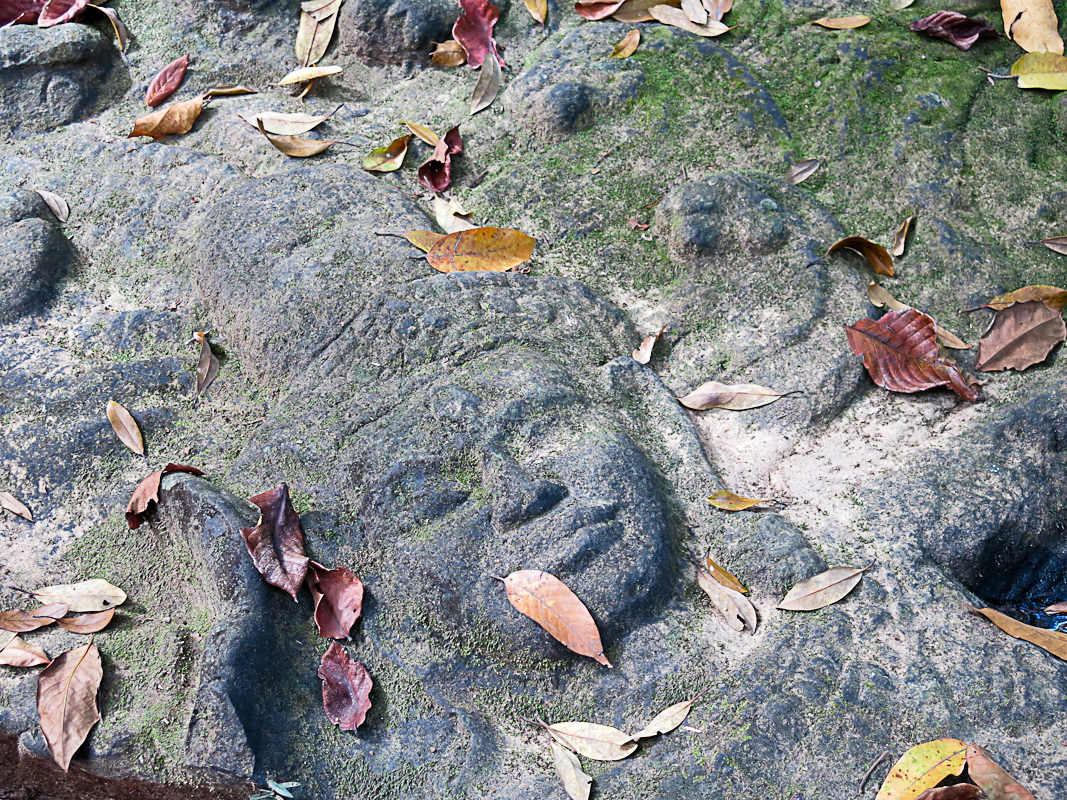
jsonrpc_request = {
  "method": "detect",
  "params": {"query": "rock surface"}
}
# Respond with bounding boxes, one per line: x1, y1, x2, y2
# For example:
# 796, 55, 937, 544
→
0, 0, 1065, 799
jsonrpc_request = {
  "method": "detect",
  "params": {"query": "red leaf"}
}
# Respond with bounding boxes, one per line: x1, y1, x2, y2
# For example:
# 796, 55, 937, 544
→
417, 125, 463, 193
240, 484, 310, 600
37, 0, 87, 27
910, 11, 997, 50
452, 0, 505, 69
125, 464, 204, 529
844, 308, 980, 402
0, 0, 45, 26
575, 0, 626, 20
145, 55, 190, 107
318, 642, 372, 731
307, 561, 364, 639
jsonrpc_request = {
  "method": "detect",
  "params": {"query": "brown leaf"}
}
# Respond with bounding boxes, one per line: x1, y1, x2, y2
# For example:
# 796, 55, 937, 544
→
976, 301, 1066, 372
544, 721, 636, 760
647, 4, 733, 35
681, 0, 707, 25
106, 399, 145, 455
786, 158, 819, 185
611, 28, 640, 57
551, 741, 593, 800
56, 609, 115, 635
193, 331, 220, 394
1045, 601, 1067, 613
37, 642, 103, 771
966, 744, 1036, 800
0, 603, 69, 633
892, 214, 914, 256
34, 189, 69, 222
431, 39, 468, 67
89, 4, 128, 52
498, 570, 612, 666
31, 579, 126, 613
0, 636, 50, 667
629, 690, 707, 740
426, 227, 535, 273
296, 0, 342, 67
708, 490, 769, 510
695, 566, 757, 632
678, 381, 787, 410
129, 95, 205, 140
576, 0, 626, 21
522, 0, 547, 23
633, 325, 667, 364
363, 134, 411, 172
910, 11, 997, 50
845, 308, 980, 402
777, 563, 871, 611
1001, 0, 1063, 55
470, 53, 502, 115
238, 108, 338, 136
38, 0, 88, 27
204, 85, 258, 97
627, 218, 650, 230
611, 0, 679, 22
1036, 236, 1067, 256
257, 119, 337, 157
400, 120, 439, 145
914, 786, 981, 800
307, 561, 363, 639
826, 235, 894, 276
241, 484, 309, 600
145, 55, 189, 107
705, 555, 747, 594
971, 285, 1067, 312
866, 283, 970, 350
125, 464, 204, 529
417, 125, 463, 193
964, 604, 1067, 661
318, 641, 372, 731
453, 0, 505, 68
400, 230, 448, 252
0, 490, 33, 521
277, 65, 343, 85
812, 14, 871, 28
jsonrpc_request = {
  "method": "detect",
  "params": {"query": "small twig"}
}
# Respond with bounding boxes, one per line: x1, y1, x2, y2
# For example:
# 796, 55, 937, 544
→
978, 67, 1014, 80
857, 750, 890, 796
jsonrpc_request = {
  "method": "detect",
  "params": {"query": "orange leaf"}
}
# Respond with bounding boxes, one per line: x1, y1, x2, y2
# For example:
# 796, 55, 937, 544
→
611, 28, 641, 57
426, 227, 535, 273
37, 642, 103, 771
975, 284, 1067, 312
431, 40, 468, 67
964, 604, 1067, 661
827, 235, 894, 276
708, 490, 769, 510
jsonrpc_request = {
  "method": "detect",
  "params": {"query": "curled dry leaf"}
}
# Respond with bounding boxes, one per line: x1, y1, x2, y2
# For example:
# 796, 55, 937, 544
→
523, 0, 547, 23
453, 0, 505, 68
238, 109, 338, 135
470, 53, 502, 115
426, 227, 535, 273
1010, 51, 1067, 90
910, 11, 997, 50
812, 15, 871, 29
106, 400, 144, 455
866, 283, 970, 350
90, 4, 128, 52
257, 119, 337, 157
145, 55, 189, 107
307, 561, 363, 639
892, 214, 914, 257
708, 490, 768, 510
914, 785, 981, 800
363, 134, 411, 172
1002, 0, 1063, 55
240, 483, 310, 601
695, 566, 757, 632
845, 308, 980, 402
129, 95, 205, 140
705, 555, 747, 594
431, 39, 468, 67
647, 4, 733, 35
0, 603, 68, 633
963, 604, 1067, 661
433, 195, 477, 234
400, 120, 439, 145
678, 381, 787, 411
576, 0, 626, 21
611, 28, 641, 58
125, 464, 204, 529
972, 285, 1067, 312
57, 609, 115, 634
32, 579, 127, 613
38, 0, 89, 27
826, 235, 894, 276
777, 563, 871, 611
786, 158, 819, 185
630, 690, 707, 740
418, 125, 463, 193
975, 301, 1066, 372
497, 570, 611, 666
0, 490, 33, 521
544, 721, 637, 760
875, 739, 968, 800
318, 641, 373, 731
34, 189, 69, 222
278, 65, 343, 85
966, 744, 1036, 800
1045, 601, 1067, 613
193, 331, 220, 394
0, 636, 50, 667
551, 741, 593, 800
633, 325, 667, 364
38, 642, 103, 771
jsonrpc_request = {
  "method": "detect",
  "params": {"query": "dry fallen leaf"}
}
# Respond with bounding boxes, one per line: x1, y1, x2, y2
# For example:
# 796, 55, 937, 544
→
319, 641, 373, 731
454, 0, 505, 68
0, 603, 68, 633
914, 784, 981, 800
708, 490, 769, 510
307, 561, 363, 640
38, 0, 89, 27
129, 95, 205, 139
611, 28, 640, 57
630, 690, 707, 740
470, 53, 502, 115
695, 566, 757, 632
544, 721, 637, 760
975, 300, 1066, 372
866, 283, 970, 349
1045, 601, 1067, 613
399, 230, 448, 252
257, 119, 337, 157
1034, 236, 1067, 256
826, 235, 894, 276
971, 284, 1067, 312
611, 0, 680, 22
363, 134, 411, 172
204, 85, 258, 97
812, 15, 871, 28
238, 109, 338, 135
34, 189, 69, 222
400, 120, 439, 145
705, 554, 747, 594
910, 11, 997, 50
1010, 51, 1067, 90
418, 125, 463, 193
875, 739, 968, 800
551, 741, 593, 800
497, 570, 611, 666
145, 55, 189, 107
240, 483, 310, 601
277, 65, 343, 85
125, 464, 204, 529
433, 195, 477, 234
678, 381, 787, 411
91, 4, 128, 52
523, 0, 547, 23
426, 227, 535, 273
777, 563, 871, 611
56, 609, 115, 635
193, 331, 220, 394
966, 744, 1036, 800
32, 579, 127, 613
106, 400, 144, 455
892, 215, 914, 257
786, 158, 819, 185
964, 604, 1067, 661
1002, 0, 1063, 54
0, 636, 50, 667
648, 4, 732, 35
681, 0, 707, 25
845, 309, 980, 401
0, 490, 33, 521
296, 0, 342, 67
702, 0, 731, 20
633, 325, 667, 364
431, 39, 468, 67
576, 0, 626, 21
38, 641, 103, 771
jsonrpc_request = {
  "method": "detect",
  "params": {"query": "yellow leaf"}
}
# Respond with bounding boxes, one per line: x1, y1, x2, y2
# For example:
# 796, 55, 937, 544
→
363, 135, 411, 172
708, 490, 768, 510
426, 227, 535, 272
523, 0, 548, 23
277, 65, 342, 85
128, 96, 205, 140
433, 195, 477, 234
681, 0, 707, 25
106, 400, 144, 455
705, 555, 747, 594
1002, 0, 1063, 54
867, 283, 970, 350
875, 739, 967, 800
812, 15, 871, 28
296, 0, 342, 67
1011, 51, 1067, 90
980, 284, 1067, 311
400, 230, 448, 252
611, 28, 641, 58
400, 120, 439, 146
204, 85, 258, 97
